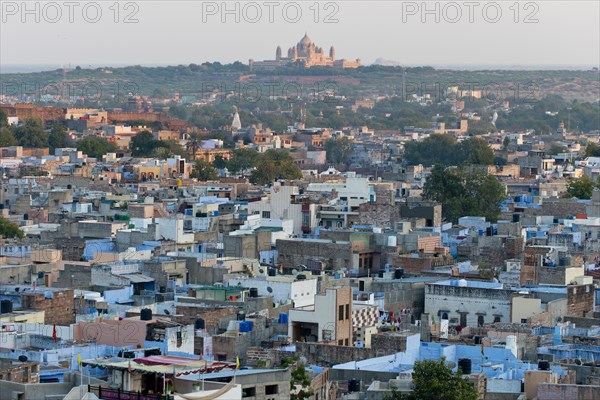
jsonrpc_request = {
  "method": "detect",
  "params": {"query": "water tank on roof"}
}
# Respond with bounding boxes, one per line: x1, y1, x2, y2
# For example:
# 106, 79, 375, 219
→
237, 310, 246, 321
140, 308, 152, 321
458, 279, 468, 287
387, 236, 397, 247
513, 214, 521, 222
0, 300, 13, 314
296, 274, 306, 281
538, 361, 550, 371
348, 379, 360, 392
458, 358, 472, 374
249, 288, 259, 298
278, 313, 288, 324
268, 268, 276, 277
394, 269, 404, 279
195, 319, 205, 330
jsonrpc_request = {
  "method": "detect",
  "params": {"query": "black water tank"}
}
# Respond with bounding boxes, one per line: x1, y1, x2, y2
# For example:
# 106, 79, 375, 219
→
486, 227, 493, 236
394, 269, 404, 279
474, 336, 481, 345
296, 274, 306, 280
378, 270, 385, 278
513, 213, 521, 222
1, 300, 13, 314
538, 361, 550, 371
348, 379, 360, 392
458, 358, 472, 374
140, 308, 152, 321
268, 268, 276, 277
195, 319, 205, 330
237, 310, 246, 321
249, 288, 259, 298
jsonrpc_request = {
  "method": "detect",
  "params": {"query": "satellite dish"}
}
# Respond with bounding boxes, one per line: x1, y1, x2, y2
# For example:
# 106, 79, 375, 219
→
18, 355, 28, 362
164, 309, 170, 315
259, 269, 264, 274
292, 269, 299, 276
267, 287, 273, 293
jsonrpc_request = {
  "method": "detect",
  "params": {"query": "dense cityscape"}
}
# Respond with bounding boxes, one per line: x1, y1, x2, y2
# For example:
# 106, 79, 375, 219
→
1, 26, 600, 400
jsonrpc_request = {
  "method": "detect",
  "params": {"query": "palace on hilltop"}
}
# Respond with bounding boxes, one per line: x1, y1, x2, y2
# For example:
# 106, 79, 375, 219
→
249, 33, 362, 71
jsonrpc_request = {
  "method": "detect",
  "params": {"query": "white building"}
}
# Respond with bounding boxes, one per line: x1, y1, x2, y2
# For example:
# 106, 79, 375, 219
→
247, 183, 317, 235
425, 279, 512, 328
225, 274, 317, 308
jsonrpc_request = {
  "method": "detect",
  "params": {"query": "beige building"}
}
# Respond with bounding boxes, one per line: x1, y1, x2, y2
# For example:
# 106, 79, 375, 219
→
249, 34, 361, 70
289, 286, 352, 346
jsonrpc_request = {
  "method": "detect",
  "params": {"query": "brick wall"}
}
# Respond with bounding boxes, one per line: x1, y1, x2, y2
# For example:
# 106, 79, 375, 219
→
567, 284, 594, 317
20, 289, 75, 325
174, 306, 237, 332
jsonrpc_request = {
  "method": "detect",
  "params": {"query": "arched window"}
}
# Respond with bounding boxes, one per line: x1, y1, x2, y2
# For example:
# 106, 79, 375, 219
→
441, 312, 448, 320
477, 315, 485, 327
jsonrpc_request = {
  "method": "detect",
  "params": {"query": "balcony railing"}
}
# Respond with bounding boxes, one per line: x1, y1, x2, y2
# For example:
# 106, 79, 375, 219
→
88, 385, 171, 400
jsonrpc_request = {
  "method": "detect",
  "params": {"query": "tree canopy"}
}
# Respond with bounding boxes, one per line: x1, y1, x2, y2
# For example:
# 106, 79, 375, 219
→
77, 137, 118, 159
385, 357, 478, 400
0, 216, 25, 239
325, 136, 354, 165
48, 124, 71, 152
404, 135, 494, 166
564, 175, 598, 200
423, 165, 506, 223
249, 149, 302, 185
191, 159, 219, 181
14, 118, 48, 148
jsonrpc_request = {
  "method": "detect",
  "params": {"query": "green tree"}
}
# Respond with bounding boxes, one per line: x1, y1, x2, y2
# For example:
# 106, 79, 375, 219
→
290, 363, 314, 400
585, 142, 600, 157
502, 136, 510, 149
212, 155, 227, 169
227, 148, 260, 175
0, 127, 17, 146
48, 124, 70, 152
130, 130, 160, 157
151, 140, 185, 159
458, 137, 494, 165
423, 165, 506, 223
0, 216, 24, 239
325, 137, 354, 165
385, 358, 478, 400
404, 134, 457, 166
249, 149, 302, 185
0, 109, 8, 127
564, 175, 597, 199
14, 118, 48, 148
191, 159, 219, 181
77, 137, 118, 159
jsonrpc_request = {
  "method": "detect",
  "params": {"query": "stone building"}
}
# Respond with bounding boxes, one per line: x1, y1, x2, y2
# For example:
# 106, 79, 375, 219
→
249, 33, 361, 70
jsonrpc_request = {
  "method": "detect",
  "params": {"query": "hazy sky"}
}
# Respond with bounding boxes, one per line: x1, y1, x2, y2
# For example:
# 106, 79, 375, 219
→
1, 0, 599, 69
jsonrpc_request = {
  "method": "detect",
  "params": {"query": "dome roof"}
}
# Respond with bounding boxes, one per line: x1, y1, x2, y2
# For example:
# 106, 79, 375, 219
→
299, 33, 312, 46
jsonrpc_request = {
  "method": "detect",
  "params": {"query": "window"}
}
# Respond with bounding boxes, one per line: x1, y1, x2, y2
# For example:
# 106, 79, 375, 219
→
345, 304, 349, 320
477, 316, 484, 327
494, 316, 501, 323
262, 211, 271, 219
338, 305, 344, 320
441, 312, 448, 320
338, 340, 343, 345
521, 319, 527, 323
345, 338, 349, 346
265, 385, 278, 395
242, 387, 256, 398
